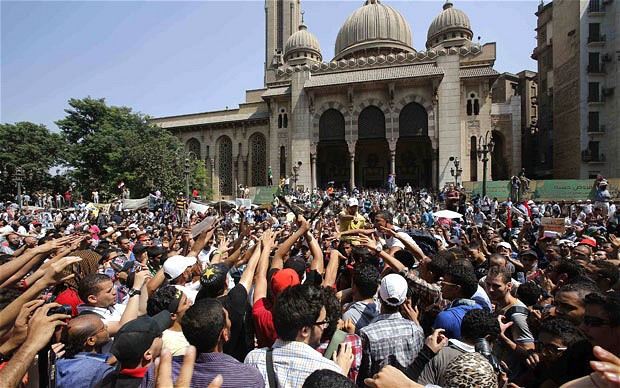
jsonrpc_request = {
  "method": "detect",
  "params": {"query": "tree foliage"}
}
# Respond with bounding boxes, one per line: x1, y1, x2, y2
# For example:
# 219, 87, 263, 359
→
56, 97, 210, 199
0, 122, 64, 197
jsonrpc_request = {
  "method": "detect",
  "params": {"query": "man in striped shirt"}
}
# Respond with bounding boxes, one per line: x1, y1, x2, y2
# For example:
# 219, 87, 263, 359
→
245, 284, 354, 387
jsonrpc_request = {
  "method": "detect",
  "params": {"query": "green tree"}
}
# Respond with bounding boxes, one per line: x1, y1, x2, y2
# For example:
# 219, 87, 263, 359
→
0, 122, 64, 198
57, 97, 210, 199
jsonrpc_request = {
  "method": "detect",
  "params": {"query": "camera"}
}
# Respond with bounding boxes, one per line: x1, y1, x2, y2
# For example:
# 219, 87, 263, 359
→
474, 338, 504, 374
47, 304, 72, 316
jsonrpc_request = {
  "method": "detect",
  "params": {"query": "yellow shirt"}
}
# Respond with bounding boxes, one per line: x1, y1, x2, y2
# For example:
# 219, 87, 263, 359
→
339, 210, 365, 232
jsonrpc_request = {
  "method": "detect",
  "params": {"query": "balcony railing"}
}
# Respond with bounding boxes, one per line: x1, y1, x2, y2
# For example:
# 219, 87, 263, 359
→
587, 125, 606, 133
581, 150, 606, 162
587, 64, 605, 73
588, 0, 604, 13
588, 35, 606, 44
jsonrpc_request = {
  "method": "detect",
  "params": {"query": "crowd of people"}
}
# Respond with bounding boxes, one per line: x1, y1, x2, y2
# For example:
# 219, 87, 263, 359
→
0, 177, 618, 388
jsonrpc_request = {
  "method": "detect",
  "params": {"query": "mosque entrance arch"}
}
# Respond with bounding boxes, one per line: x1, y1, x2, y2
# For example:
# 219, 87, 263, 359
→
355, 106, 389, 188
317, 109, 349, 189
396, 102, 432, 188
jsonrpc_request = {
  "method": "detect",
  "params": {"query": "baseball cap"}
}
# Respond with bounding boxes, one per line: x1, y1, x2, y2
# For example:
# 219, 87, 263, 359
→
497, 242, 512, 251
379, 273, 408, 307
347, 198, 359, 207
270, 268, 300, 297
128, 224, 139, 231
163, 255, 197, 280
283, 256, 306, 280
111, 311, 172, 362
578, 237, 597, 248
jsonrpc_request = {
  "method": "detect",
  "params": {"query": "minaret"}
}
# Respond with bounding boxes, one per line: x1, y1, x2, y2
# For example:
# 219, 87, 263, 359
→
264, 0, 301, 86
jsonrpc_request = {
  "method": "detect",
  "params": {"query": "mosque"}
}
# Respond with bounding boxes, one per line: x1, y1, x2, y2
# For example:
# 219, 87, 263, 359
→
151, 0, 527, 198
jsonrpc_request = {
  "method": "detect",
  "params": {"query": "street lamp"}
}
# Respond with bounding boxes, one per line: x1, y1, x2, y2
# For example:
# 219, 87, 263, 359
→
477, 131, 495, 198
449, 156, 463, 186
292, 161, 302, 191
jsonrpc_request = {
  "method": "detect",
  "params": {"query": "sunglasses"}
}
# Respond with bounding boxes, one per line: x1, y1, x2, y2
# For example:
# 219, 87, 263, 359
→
313, 320, 331, 328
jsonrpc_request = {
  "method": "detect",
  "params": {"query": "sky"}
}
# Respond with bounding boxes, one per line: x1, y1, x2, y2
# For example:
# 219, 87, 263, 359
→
1, 0, 540, 132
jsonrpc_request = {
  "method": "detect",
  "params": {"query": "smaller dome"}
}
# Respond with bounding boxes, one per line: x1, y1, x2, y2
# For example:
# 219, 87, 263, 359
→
284, 24, 322, 63
426, 1, 472, 49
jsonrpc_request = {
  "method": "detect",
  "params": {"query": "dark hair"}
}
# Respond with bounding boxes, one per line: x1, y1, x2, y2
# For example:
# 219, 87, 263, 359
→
302, 369, 357, 388
556, 281, 599, 302
590, 260, 620, 285
445, 264, 478, 298
375, 211, 393, 224
555, 259, 582, 281
539, 318, 587, 347
350, 246, 378, 266
517, 282, 542, 306
147, 286, 182, 316
353, 263, 380, 300
394, 250, 416, 269
426, 254, 449, 281
180, 298, 226, 352
273, 284, 324, 341
61, 316, 101, 359
487, 265, 512, 284
78, 274, 112, 302
461, 309, 501, 342
321, 287, 341, 340
584, 291, 620, 326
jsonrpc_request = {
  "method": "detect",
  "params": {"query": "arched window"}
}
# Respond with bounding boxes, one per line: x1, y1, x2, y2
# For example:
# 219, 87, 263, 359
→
249, 133, 267, 186
186, 138, 201, 160
358, 106, 385, 140
399, 102, 428, 137
283, 113, 288, 128
319, 109, 345, 141
218, 136, 233, 195
467, 93, 480, 116
278, 114, 283, 128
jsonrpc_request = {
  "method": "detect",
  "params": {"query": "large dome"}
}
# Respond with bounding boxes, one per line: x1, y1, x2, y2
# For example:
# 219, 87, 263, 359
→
426, 1, 472, 49
335, 0, 413, 60
284, 23, 322, 63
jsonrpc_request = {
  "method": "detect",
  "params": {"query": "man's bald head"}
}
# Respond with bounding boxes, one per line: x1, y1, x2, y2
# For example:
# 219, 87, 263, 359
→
62, 315, 109, 358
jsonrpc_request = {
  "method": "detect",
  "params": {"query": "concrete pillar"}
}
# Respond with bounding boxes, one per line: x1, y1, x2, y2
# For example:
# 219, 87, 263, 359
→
388, 138, 398, 176
310, 152, 317, 191
347, 140, 356, 189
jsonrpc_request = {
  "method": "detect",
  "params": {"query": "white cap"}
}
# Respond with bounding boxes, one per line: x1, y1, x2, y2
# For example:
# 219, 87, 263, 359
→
128, 223, 139, 231
347, 198, 359, 207
163, 255, 197, 280
497, 242, 512, 250
379, 274, 408, 307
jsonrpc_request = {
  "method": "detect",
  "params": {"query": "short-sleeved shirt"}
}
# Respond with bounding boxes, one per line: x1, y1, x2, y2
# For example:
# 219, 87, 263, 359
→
162, 329, 190, 356
433, 299, 482, 340
252, 297, 277, 348
56, 353, 115, 388
338, 211, 365, 232
342, 301, 379, 333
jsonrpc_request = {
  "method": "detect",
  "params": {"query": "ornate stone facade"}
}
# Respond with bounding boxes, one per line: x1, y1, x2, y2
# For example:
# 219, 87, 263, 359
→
151, 0, 525, 198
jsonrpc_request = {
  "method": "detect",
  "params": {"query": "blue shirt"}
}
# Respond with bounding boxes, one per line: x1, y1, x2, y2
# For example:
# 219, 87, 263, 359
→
433, 299, 482, 340
56, 353, 115, 388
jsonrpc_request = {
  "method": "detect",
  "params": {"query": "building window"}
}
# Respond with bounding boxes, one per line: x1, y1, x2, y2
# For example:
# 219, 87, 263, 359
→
588, 82, 600, 102
588, 52, 600, 72
467, 93, 480, 116
588, 23, 601, 43
588, 111, 600, 132
283, 114, 288, 128
589, 0, 602, 13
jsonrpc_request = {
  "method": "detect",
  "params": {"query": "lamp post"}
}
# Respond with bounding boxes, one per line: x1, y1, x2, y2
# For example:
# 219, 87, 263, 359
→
292, 161, 302, 191
477, 131, 495, 198
449, 157, 463, 186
